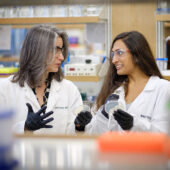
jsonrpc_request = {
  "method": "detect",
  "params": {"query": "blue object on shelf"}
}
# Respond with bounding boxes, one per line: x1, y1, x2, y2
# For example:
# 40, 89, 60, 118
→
102, 56, 106, 64
0, 28, 27, 57
68, 37, 79, 44
61, 51, 70, 72
156, 8, 170, 14
156, 58, 168, 61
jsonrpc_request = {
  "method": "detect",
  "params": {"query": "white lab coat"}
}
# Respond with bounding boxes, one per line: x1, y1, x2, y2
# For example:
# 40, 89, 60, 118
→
86, 76, 170, 134
0, 76, 83, 134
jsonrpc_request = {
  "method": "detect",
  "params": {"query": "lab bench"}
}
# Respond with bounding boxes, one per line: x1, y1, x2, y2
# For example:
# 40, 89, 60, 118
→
11, 133, 168, 170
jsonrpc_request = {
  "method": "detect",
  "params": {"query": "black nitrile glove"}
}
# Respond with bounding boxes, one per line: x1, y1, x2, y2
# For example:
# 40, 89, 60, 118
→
101, 94, 119, 119
113, 109, 133, 130
74, 111, 92, 131
25, 103, 54, 131
101, 109, 109, 119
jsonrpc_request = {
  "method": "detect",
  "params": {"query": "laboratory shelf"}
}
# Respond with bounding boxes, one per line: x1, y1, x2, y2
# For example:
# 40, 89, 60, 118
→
0, 75, 10, 78
0, 57, 19, 62
65, 76, 100, 82
11, 24, 85, 29
0, 75, 101, 81
0, 17, 100, 25
165, 22, 170, 28
162, 70, 170, 81
164, 76, 170, 81
156, 14, 170, 21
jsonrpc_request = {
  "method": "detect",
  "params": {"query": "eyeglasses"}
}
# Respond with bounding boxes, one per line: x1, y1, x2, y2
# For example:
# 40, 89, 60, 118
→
111, 49, 130, 60
54, 46, 64, 55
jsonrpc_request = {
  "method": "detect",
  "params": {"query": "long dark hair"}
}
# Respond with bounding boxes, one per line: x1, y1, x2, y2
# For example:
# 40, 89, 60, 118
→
96, 31, 163, 109
12, 24, 68, 88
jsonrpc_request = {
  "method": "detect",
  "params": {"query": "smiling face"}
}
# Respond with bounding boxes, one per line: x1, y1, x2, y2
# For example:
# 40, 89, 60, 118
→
112, 39, 137, 76
47, 36, 64, 74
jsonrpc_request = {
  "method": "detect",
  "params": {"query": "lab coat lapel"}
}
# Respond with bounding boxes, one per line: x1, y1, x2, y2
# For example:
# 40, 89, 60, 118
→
23, 83, 40, 109
127, 76, 156, 113
46, 79, 61, 112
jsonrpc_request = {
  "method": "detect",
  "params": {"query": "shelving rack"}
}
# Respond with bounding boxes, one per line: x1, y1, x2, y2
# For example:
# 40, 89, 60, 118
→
156, 14, 170, 59
156, 0, 170, 59
0, 0, 112, 82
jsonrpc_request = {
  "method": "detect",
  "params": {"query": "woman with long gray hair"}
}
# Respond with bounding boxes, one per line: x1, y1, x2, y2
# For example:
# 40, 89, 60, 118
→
0, 25, 83, 134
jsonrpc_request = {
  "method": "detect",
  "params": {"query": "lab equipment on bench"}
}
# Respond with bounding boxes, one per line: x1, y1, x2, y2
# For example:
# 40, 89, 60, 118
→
13, 133, 168, 170
64, 63, 101, 76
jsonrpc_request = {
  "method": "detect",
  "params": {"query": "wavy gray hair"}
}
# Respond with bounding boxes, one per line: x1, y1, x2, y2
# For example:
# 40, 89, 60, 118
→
12, 24, 68, 88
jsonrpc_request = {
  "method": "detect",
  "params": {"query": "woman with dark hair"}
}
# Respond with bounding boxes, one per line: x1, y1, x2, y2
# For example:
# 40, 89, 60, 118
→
79, 31, 170, 134
0, 25, 83, 134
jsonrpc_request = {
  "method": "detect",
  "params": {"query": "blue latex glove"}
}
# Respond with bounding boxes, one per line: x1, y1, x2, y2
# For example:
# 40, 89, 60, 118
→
25, 103, 54, 131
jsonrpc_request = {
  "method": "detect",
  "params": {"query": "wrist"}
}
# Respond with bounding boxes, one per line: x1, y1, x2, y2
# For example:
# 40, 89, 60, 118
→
75, 124, 85, 131
24, 122, 33, 131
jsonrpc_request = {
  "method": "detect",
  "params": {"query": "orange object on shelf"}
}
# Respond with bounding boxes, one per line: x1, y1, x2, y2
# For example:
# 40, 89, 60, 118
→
97, 131, 166, 154
69, 44, 79, 48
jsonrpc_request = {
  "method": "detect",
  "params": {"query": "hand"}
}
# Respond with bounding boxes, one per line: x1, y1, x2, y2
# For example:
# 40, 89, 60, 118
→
113, 109, 133, 130
25, 103, 54, 131
101, 94, 119, 119
74, 111, 92, 131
